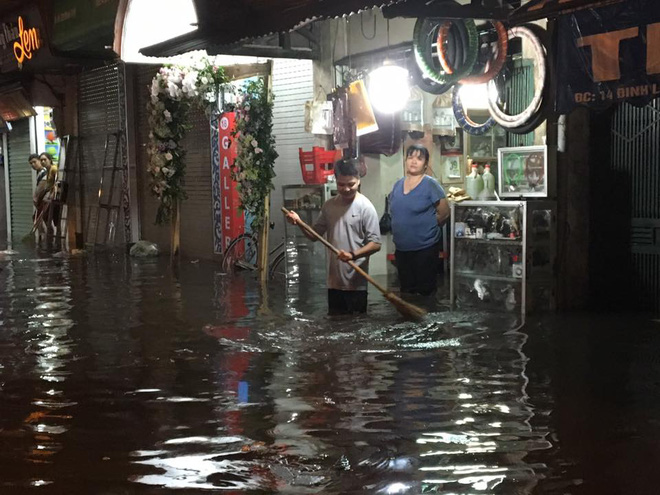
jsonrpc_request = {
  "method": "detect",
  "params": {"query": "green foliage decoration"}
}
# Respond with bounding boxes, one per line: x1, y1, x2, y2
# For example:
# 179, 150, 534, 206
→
231, 79, 278, 232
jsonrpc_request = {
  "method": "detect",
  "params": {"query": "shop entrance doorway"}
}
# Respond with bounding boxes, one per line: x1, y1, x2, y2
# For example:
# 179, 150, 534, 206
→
590, 99, 660, 314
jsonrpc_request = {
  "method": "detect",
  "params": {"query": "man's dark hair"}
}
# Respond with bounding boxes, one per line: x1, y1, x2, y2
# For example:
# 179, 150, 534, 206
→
28, 153, 40, 162
405, 144, 430, 165
334, 159, 359, 178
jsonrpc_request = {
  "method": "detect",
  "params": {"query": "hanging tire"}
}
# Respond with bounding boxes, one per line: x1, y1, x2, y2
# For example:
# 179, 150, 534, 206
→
505, 88, 549, 135
408, 52, 454, 95
460, 21, 509, 85
452, 84, 497, 135
413, 16, 479, 86
487, 25, 547, 128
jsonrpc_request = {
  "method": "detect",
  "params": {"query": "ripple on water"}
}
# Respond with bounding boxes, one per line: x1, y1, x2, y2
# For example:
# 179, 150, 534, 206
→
0, 254, 563, 493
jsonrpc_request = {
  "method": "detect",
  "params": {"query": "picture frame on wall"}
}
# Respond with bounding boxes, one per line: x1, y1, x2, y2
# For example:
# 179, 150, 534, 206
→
497, 145, 548, 198
439, 128, 463, 154
432, 106, 455, 135
468, 134, 494, 159
441, 154, 464, 184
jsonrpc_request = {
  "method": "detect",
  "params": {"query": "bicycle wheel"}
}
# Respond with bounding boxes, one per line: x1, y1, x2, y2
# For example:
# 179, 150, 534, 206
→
222, 233, 259, 273
268, 250, 286, 280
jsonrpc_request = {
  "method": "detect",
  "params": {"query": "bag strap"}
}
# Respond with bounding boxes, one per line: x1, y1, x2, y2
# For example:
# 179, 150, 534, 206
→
315, 85, 327, 102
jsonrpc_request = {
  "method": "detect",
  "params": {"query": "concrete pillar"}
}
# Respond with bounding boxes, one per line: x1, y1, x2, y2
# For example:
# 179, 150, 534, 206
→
556, 107, 591, 309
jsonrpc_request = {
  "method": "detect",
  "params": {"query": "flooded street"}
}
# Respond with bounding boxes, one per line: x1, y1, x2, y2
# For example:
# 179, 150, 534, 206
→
1, 250, 659, 493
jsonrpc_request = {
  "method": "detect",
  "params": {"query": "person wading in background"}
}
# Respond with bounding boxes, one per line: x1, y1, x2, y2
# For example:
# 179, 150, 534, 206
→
38, 152, 60, 237
30, 153, 58, 239
286, 159, 381, 315
389, 144, 450, 296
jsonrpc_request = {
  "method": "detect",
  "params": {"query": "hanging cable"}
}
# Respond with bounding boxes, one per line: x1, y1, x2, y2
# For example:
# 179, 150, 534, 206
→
386, 17, 390, 53
360, 11, 376, 40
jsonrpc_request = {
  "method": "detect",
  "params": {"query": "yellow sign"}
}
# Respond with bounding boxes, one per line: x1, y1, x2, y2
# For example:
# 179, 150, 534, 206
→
13, 16, 40, 67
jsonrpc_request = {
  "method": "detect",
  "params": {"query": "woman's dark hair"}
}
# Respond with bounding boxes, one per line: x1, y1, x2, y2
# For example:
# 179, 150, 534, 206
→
39, 152, 54, 165
405, 144, 430, 166
28, 153, 40, 162
334, 159, 360, 178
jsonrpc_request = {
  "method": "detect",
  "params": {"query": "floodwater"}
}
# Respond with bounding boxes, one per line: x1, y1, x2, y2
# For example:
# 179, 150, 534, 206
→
0, 249, 659, 494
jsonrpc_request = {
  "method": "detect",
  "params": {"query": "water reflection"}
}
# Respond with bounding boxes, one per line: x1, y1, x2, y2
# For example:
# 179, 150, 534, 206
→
0, 253, 75, 487
0, 250, 578, 493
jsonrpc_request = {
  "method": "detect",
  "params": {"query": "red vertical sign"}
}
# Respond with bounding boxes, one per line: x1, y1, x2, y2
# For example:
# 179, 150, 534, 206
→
218, 112, 245, 251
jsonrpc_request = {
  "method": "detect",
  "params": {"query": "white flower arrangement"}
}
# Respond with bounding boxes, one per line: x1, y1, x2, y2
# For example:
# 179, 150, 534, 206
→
147, 58, 227, 224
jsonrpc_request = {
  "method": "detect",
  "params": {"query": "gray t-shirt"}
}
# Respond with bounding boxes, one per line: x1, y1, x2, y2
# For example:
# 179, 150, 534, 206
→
313, 193, 381, 291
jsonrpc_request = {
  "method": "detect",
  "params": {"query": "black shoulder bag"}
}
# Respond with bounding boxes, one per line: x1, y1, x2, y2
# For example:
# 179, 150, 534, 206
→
379, 196, 392, 234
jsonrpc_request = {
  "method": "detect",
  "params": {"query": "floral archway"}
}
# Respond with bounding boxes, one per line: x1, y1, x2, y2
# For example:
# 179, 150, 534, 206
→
147, 58, 277, 262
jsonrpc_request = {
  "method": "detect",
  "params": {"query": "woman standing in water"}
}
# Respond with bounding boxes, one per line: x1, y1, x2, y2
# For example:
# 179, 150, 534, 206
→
37, 152, 60, 239
389, 144, 449, 296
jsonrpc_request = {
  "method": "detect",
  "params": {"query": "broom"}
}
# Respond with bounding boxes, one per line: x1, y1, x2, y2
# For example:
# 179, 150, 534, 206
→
22, 202, 51, 242
281, 206, 426, 321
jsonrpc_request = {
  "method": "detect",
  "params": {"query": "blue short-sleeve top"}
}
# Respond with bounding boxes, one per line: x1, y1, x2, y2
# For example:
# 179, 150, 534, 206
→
390, 175, 446, 252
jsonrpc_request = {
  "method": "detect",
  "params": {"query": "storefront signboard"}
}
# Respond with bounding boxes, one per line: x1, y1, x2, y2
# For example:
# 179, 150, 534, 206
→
556, 0, 660, 112
0, 8, 48, 72
12, 16, 41, 67
216, 112, 245, 253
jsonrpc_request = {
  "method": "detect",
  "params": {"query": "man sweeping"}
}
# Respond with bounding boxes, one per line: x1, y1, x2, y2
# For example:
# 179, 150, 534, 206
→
285, 159, 381, 315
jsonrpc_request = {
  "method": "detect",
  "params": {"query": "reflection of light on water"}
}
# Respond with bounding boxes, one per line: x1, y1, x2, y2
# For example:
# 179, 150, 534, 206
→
415, 324, 550, 494
132, 452, 262, 490
163, 435, 244, 445
10, 260, 78, 474
29, 480, 53, 487
386, 481, 410, 494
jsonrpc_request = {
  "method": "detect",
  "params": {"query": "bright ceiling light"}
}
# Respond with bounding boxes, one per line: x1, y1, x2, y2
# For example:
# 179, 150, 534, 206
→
367, 62, 409, 114
458, 83, 490, 109
121, 0, 199, 64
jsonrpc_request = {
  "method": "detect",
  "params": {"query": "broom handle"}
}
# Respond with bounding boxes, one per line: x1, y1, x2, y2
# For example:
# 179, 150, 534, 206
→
29, 202, 51, 235
281, 206, 390, 296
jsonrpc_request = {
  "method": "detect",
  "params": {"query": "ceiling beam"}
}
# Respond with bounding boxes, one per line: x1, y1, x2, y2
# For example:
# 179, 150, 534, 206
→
382, 0, 513, 20
207, 44, 318, 60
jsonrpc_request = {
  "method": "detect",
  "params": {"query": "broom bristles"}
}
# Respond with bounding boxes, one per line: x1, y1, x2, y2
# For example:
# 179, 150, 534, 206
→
384, 292, 427, 321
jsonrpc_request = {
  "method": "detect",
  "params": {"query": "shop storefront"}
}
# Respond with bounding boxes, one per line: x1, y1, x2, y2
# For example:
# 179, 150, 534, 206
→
0, 0, 139, 249
120, 0, 659, 313
0, 7, 48, 245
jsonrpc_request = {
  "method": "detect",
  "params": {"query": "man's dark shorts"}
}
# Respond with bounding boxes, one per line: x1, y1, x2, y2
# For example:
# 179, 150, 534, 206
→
327, 289, 367, 315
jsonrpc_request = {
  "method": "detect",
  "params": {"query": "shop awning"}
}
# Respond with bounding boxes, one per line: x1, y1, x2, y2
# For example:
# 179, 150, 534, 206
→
140, 0, 403, 57
139, 0, 628, 58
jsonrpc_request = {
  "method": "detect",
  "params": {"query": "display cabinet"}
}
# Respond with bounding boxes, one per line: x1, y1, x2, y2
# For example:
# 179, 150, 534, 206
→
464, 110, 507, 162
450, 199, 557, 314
450, 200, 527, 314
282, 183, 337, 281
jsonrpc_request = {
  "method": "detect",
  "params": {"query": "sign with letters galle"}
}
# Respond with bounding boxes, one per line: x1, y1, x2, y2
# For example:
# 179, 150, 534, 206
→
217, 112, 245, 253
556, 0, 660, 112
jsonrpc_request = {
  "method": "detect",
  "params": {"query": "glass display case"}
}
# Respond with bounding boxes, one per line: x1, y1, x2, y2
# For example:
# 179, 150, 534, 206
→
282, 183, 337, 282
450, 201, 527, 314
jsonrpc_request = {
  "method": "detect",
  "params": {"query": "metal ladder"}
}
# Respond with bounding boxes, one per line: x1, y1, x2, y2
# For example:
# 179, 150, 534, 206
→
85, 132, 123, 247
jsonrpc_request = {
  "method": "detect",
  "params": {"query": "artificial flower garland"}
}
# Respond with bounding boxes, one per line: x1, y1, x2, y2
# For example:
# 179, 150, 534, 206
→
147, 58, 227, 224
231, 79, 278, 232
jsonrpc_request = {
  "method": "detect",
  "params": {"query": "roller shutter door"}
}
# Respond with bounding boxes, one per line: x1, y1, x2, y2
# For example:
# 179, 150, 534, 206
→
7, 118, 33, 241
78, 63, 127, 246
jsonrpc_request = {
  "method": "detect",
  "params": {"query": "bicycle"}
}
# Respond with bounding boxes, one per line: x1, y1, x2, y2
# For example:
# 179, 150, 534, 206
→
221, 230, 286, 280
